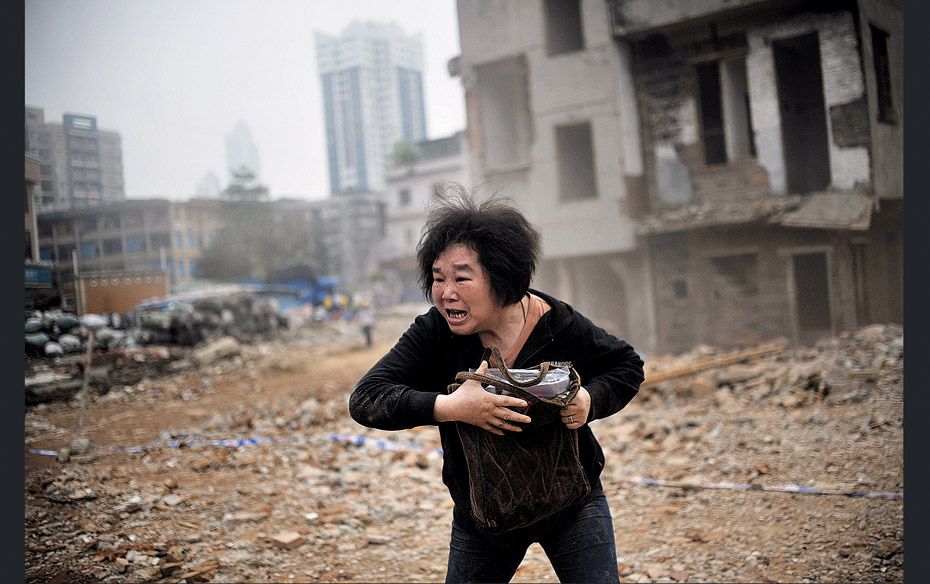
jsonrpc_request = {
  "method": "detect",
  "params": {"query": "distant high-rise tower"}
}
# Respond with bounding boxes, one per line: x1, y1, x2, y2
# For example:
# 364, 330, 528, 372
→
315, 21, 428, 194
225, 121, 261, 183
25, 105, 126, 210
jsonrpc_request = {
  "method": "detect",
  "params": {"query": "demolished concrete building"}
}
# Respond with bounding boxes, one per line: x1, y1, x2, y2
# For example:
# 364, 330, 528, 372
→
454, 0, 901, 354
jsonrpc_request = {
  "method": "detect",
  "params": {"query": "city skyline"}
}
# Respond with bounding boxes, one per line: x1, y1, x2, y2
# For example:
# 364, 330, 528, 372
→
24, 0, 465, 201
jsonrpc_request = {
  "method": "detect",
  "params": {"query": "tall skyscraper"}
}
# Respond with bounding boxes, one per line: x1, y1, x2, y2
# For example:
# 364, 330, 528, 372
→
25, 106, 126, 210
225, 120, 261, 183
315, 21, 428, 194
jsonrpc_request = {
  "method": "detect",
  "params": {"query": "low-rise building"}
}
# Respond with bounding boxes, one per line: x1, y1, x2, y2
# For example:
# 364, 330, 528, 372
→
36, 198, 223, 310
381, 131, 468, 302
454, 0, 902, 353
609, 0, 902, 351
311, 192, 387, 294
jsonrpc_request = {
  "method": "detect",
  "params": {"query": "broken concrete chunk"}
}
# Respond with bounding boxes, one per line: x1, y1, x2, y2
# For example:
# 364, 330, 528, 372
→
193, 336, 241, 366
224, 511, 269, 523
270, 531, 304, 549
161, 494, 184, 507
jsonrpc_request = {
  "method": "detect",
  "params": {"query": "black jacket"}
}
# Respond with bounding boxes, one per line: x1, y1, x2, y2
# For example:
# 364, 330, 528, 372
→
349, 289, 645, 528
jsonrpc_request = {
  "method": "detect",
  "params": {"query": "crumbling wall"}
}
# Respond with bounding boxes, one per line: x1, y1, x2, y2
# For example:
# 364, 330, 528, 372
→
861, 200, 903, 324
632, 32, 771, 211
857, 0, 903, 200
747, 10, 871, 193
648, 232, 698, 353
647, 224, 885, 352
631, 35, 694, 210
675, 143, 771, 205
633, 8, 873, 208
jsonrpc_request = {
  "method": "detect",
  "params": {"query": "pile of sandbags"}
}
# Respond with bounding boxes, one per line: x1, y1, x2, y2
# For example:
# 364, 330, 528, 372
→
25, 311, 131, 357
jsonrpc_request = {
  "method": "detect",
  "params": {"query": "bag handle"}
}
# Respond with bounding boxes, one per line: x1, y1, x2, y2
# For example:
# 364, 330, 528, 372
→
453, 370, 541, 403
485, 346, 550, 387
451, 346, 582, 407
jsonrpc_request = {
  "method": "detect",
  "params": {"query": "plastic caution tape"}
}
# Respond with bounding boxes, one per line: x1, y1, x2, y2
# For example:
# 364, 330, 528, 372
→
328, 433, 443, 457
623, 475, 902, 500
27, 432, 442, 458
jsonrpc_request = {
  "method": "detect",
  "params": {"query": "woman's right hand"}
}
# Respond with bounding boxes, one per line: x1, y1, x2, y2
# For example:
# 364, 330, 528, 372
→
433, 360, 532, 435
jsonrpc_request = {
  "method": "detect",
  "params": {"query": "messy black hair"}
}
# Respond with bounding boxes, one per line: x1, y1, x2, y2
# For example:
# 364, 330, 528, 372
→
417, 183, 540, 307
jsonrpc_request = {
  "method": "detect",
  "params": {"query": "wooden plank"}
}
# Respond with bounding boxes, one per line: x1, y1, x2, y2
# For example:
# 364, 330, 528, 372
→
641, 339, 789, 389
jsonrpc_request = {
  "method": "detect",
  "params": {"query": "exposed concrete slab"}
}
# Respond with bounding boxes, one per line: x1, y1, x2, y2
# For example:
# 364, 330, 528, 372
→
776, 192, 873, 231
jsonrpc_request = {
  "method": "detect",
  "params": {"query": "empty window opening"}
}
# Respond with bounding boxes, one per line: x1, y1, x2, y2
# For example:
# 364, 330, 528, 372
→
544, 0, 584, 56
697, 57, 756, 165
476, 56, 532, 169
103, 238, 122, 255
792, 252, 832, 333
556, 122, 598, 202
711, 253, 759, 297
697, 62, 726, 165
773, 32, 831, 194
870, 24, 895, 124
672, 279, 688, 299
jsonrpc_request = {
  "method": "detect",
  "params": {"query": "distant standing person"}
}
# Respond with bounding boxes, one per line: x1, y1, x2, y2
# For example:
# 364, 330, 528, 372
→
358, 302, 375, 348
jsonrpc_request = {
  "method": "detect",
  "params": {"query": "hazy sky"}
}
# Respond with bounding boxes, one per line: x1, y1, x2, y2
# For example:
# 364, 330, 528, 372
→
25, 0, 465, 201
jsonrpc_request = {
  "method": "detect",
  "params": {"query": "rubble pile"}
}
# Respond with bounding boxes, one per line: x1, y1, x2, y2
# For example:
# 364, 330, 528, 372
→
643, 323, 903, 408
25, 291, 289, 364
139, 291, 287, 346
24, 321, 903, 583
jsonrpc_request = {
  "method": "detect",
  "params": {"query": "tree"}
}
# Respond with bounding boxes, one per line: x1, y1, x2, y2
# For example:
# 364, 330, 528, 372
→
196, 201, 320, 282
391, 140, 416, 166
223, 165, 269, 201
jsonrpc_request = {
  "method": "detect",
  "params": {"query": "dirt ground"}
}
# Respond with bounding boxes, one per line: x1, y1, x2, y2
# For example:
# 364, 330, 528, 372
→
24, 311, 904, 583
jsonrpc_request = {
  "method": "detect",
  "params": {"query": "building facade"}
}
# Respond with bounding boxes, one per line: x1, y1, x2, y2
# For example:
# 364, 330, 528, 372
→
456, 0, 652, 350
381, 131, 468, 302
36, 198, 224, 309
310, 192, 387, 293
26, 153, 57, 310
315, 21, 428, 194
25, 106, 126, 211
25, 154, 41, 260
610, 0, 902, 352
455, 0, 902, 354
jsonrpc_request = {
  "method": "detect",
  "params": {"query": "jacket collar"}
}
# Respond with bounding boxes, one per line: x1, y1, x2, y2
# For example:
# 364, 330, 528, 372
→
527, 288, 574, 338
433, 288, 576, 365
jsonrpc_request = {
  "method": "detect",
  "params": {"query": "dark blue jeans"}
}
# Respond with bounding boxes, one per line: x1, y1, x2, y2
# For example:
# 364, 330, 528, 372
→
445, 491, 620, 583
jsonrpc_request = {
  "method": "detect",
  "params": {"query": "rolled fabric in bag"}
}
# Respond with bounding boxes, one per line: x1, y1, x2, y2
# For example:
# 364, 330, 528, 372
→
447, 346, 591, 534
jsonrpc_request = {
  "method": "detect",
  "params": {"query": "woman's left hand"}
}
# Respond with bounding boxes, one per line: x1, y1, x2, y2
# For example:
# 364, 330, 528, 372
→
561, 387, 591, 429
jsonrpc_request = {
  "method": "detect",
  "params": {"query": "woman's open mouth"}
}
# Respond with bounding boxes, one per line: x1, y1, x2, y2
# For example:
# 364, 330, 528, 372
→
446, 308, 467, 322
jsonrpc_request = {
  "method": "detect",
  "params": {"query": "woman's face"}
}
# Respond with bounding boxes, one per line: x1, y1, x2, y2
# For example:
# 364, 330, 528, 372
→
431, 244, 501, 336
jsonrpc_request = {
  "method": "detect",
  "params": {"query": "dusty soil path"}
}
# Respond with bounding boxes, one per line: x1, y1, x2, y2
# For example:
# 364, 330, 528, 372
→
25, 320, 904, 583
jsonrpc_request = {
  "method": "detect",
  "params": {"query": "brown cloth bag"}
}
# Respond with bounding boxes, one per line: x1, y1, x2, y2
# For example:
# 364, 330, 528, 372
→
447, 347, 591, 534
